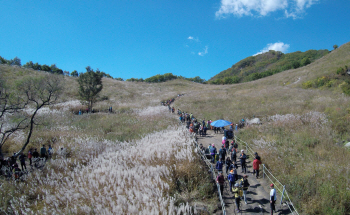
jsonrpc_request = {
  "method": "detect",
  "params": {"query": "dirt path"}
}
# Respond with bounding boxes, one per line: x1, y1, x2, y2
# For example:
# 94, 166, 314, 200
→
197, 130, 292, 215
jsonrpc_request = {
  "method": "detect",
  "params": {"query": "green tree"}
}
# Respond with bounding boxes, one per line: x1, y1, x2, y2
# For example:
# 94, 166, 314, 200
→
42, 64, 51, 72
8, 57, 21, 66
301, 57, 311, 66
50, 64, 63, 75
77, 66, 103, 111
114, 77, 124, 81
71, 70, 79, 77
33, 62, 42, 70
0, 56, 7, 64
333, 44, 338, 50
23, 61, 34, 69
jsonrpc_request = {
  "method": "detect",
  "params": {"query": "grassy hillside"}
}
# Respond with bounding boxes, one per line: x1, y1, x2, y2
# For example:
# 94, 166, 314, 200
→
173, 42, 350, 214
1, 42, 350, 214
209, 49, 329, 84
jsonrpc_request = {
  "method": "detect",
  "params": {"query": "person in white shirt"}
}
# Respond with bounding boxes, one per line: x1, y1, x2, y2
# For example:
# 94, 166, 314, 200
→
270, 184, 277, 214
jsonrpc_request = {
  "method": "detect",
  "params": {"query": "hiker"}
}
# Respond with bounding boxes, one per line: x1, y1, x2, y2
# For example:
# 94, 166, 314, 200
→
231, 146, 237, 162
199, 143, 205, 154
203, 125, 207, 135
40, 145, 47, 159
27, 149, 32, 166
254, 152, 261, 160
18, 153, 26, 171
222, 135, 226, 142
232, 183, 242, 213
241, 175, 250, 204
216, 158, 224, 172
13, 163, 21, 180
216, 172, 225, 195
239, 149, 247, 174
199, 124, 203, 136
232, 139, 238, 150
253, 156, 262, 178
224, 140, 229, 152
210, 144, 217, 163
219, 145, 226, 162
227, 170, 235, 192
270, 184, 277, 215
48, 145, 53, 157
232, 164, 238, 181
32, 148, 39, 158
225, 157, 232, 174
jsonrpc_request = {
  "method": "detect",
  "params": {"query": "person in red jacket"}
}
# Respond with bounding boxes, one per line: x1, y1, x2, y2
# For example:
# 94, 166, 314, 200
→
253, 156, 262, 178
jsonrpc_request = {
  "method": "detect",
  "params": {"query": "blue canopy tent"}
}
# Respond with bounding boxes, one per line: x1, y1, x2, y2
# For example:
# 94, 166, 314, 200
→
210, 119, 232, 127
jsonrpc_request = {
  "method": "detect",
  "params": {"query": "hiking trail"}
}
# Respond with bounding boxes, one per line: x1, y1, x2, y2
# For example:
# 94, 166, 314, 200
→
197, 130, 292, 215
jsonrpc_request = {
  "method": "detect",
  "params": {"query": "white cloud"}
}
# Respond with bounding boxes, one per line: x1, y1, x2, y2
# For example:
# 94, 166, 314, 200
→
215, 0, 318, 19
188, 36, 200, 42
254, 42, 290, 56
198, 46, 208, 56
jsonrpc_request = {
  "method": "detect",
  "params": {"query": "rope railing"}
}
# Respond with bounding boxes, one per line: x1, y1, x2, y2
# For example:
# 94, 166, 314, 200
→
194, 141, 226, 215
235, 136, 299, 215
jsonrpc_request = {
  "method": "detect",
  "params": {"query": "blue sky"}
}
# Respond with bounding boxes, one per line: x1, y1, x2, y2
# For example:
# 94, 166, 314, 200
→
1, 0, 349, 80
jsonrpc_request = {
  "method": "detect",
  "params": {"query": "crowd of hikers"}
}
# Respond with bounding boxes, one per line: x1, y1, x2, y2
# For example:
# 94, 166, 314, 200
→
167, 104, 277, 215
0, 145, 54, 180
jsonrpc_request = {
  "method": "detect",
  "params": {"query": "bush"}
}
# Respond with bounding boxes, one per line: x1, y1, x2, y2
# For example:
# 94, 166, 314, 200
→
302, 81, 313, 88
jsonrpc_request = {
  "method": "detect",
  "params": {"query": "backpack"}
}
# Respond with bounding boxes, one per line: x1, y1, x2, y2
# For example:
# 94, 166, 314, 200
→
238, 189, 243, 197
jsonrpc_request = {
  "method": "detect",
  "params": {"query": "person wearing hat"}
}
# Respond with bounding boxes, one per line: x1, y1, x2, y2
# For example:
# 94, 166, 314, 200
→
239, 149, 247, 174
270, 184, 277, 214
241, 175, 250, 204
227, 169, 235, 192
232, 183, 241, 212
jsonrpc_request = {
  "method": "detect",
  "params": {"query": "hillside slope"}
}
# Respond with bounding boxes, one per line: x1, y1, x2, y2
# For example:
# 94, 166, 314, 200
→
209, 49, 329, 84
1, 42, 350, 214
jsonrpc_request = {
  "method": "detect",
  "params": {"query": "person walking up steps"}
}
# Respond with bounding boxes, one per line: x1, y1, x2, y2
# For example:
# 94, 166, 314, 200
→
216, 172, 225, 195
225, 157, 231, 174
239, 150, 247, 174
232, 183, 242, 213
270, 184, 277, 214
253, 156, 262, 178
241, 175, 250, 204
227, 170, 235, 193
219, 145, 226, 162
231, 146, 237, 163
216, 158, 224, 172
210, 144, 217, 163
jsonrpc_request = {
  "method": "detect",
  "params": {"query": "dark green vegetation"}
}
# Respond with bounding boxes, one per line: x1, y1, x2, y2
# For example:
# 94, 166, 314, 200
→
77, 66, 103, 110
126, 73, 206, 84
0, 55, 120, 79
209, 49, 329, 84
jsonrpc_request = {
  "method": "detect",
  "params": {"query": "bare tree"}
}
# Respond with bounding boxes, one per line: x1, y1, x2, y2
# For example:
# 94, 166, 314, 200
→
0, 73, 63, 157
